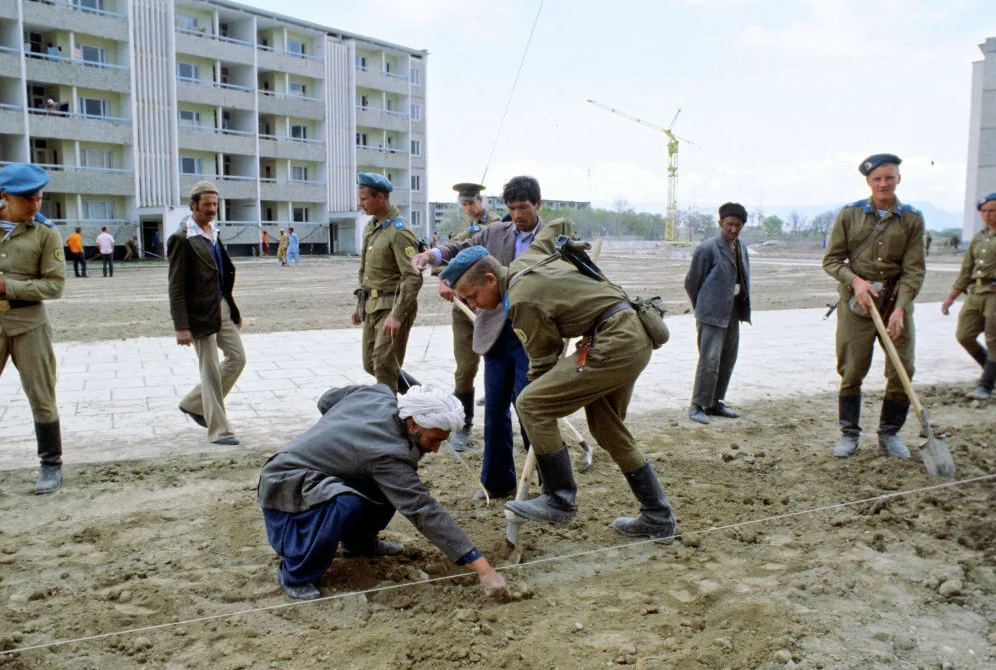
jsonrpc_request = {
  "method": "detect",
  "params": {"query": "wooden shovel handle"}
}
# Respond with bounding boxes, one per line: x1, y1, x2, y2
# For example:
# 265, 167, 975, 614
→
866, 300, 927, 424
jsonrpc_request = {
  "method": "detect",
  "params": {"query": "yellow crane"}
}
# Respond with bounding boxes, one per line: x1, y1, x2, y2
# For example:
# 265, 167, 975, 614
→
586, 99, 692, 241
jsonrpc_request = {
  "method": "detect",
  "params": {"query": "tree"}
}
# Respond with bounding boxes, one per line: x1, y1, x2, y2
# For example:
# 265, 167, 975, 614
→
787, 210, 802, 233
761, 215, 784, 237
679, 210, 715, 239
807, 209, 837, 235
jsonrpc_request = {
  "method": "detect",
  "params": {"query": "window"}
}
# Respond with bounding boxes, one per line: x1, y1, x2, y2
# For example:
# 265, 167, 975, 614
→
291, 166, 308, 182
81, 149, 112, 169
411, 175, 421, 192
293, 207, 309, 223
410, 103, 421, 121
291, 125, 307, 140
357, 94, 368, 107
264, 207, 273, 221
79, 45, 107, 66
410, 140, 421, 156
75, 0, 105, 14
179, 109, 200, 124
411, 210, 422, 227
221, 111, 231, 130
384, 61, 392, 73
180, 157, 202, 175
356, 132, 368, 146
177, 62, 199, 80
288, 39, 306, 56
84, 200, 113, 220
410, 69, 420, 85
356, 55, 366, 69
175, 14, 198, 30
289, 81, 306, 97
78, 97, 109, 118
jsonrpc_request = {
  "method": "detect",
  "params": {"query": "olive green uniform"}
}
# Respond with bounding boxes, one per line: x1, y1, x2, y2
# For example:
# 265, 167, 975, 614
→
358, 205, 422, 390
500, 264, 652, 474
823, 198, 926, 401
277, 233, 288, 264
0, 215, 66, 425
951, 228, 996, 362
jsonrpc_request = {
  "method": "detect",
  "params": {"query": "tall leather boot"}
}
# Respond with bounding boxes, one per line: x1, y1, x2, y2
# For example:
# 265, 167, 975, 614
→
972, 347, 989, 368
505, 446, 577, 527
34, 421, 63, 494
449, 390, 474, 452
612, 462, 678, 544
967, 360, 996, 400
833, 394, 861, 458
878, 397, 911, 459
396, 370, 421, 395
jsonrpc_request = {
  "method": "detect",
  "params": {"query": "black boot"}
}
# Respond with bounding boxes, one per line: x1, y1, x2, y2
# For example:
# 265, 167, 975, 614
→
612, 462, 678, 544
396, 370, 421, 395
972, 347, 989, 368
504, 447, 577, 527
449, 390, 474, 452
34, 421, 63, 494
878, 397, 910, 459
833, 394, 861, 458
967, 360, 996, 400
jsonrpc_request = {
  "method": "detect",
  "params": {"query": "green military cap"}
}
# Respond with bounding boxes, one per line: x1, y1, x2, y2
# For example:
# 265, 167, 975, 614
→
452, 182, 486, 202
858, 153, 901, 176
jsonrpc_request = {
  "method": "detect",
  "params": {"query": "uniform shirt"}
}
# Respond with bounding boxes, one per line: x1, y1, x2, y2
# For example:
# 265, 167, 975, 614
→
0, 215, 66, 336
822, 197, 926, 311
65, 232, 83, 254
277, 233, 289, 252
358, 205, 423, 321
256, 384, 478, 564
96, 232, 114, 255
952, 228, 996, 294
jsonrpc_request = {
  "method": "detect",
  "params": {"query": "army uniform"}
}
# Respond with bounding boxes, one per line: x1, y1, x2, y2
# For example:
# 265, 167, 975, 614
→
951, 228, 996, 364
1, 211, 66, 491
358, 204, 422, 391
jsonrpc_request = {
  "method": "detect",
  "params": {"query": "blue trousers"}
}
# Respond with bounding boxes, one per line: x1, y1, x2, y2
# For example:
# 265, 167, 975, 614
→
263, 493, 394, 586
481, 321, 531, 493
288, 249, 300, 265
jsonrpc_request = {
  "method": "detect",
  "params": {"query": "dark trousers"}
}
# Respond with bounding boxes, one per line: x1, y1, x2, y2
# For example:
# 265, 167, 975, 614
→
70, 251, 86, 277
263, 493, 394, 586
101, 253, 113, 277
692, 316, 740, 408
481, 321, 531, 493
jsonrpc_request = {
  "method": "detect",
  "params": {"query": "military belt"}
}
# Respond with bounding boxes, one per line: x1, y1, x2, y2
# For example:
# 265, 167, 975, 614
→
367, 289, 397, 299
0, 300, 40, 313
589, 300, 632, 334
971, 278, 996, 292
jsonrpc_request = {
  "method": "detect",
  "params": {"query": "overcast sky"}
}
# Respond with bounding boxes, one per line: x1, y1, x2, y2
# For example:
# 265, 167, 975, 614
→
247, 0, 991, 215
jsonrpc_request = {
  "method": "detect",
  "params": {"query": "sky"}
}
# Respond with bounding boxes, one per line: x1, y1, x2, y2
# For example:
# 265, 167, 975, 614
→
245, 0, 993, 216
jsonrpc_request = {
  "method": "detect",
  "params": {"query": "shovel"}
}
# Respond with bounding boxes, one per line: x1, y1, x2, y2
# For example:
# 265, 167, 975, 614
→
866, 299, 955, 478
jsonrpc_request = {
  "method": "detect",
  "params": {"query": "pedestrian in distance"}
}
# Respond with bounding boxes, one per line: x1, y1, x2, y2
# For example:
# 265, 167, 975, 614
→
287, 227, 300, 266
277, 228, 289, 266
96, 226, 114, 277
65, 226, 86, 277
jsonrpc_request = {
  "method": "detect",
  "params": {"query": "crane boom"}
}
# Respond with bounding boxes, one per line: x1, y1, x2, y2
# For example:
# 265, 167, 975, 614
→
585, 99, 667, 134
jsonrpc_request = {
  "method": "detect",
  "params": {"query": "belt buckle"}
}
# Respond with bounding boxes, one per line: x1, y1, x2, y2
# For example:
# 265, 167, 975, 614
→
0, 300, 9, 314
978, 278, 983, 287
370, 289, 379, 298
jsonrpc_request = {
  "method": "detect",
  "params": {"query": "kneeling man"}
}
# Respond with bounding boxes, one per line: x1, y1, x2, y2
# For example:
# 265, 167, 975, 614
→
257, 384, 509, 600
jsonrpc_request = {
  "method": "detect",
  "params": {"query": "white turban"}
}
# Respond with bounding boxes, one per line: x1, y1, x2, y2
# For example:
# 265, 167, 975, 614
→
397, 385, 464, 433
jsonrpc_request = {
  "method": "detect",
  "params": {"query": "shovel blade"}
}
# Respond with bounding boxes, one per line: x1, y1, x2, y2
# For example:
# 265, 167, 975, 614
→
919, 433, 955, 479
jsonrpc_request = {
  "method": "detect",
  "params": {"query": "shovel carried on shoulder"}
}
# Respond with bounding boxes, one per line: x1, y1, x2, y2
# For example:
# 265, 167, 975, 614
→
866, 300, 955, 478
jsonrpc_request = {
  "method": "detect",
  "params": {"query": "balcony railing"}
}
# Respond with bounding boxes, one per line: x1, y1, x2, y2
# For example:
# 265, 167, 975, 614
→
258, 133, 324, 145
177, 76, 254, 93
257, 44, 321, 61
28, 0, 126, 19
356, 65, 407, 80
0, 45, 19, 55
49, 218, 134, 226
215, 220, 258, 226
260, 177, 325, 186
28, 107, 130, 124
179, 123, 254, 137
181, 172, 255, 182
27, 50, 128, 71
0, 161, 131, 174
356, 105, 409, 119
257, 89, 321, 103
355, 144, 409, 155
0, 102, 22, 111
176, 26, 253, 47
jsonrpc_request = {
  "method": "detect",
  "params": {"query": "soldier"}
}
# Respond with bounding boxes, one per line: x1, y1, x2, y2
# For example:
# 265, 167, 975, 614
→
0, 163, 67, 494
941, 192, 996, 399
442, 230, 678, 542
823, 154, 926, 460
430, 182, 500, 451
277, 228, 289, 266
351, 173, 423, 393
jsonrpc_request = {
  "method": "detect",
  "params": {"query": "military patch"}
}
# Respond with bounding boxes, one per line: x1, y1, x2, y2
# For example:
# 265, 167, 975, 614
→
469, 225, 481, 233
54, 248, 64, 262
514, 328, 529, 344
394, 220, 406, 230
405, 246, 415, 258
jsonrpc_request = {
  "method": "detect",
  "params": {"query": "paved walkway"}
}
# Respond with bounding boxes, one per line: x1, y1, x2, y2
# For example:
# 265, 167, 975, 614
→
0, 302, 981, 470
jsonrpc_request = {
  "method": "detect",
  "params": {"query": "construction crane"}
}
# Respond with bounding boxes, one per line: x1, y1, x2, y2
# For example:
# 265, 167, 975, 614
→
586, 99, 692, 241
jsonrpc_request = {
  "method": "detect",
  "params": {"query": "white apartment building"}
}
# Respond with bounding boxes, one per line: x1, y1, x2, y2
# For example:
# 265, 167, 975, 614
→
0, 0, 428, 255
964, 35, 996, 241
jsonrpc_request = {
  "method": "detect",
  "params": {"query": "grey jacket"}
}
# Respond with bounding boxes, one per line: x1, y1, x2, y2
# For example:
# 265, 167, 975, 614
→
684, 234, 752, 328
436, 218, 544, 355
255, 384, 477, 563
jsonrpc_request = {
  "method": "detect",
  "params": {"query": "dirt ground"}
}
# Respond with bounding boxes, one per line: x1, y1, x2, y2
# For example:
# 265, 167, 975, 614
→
2, 244, 994, 669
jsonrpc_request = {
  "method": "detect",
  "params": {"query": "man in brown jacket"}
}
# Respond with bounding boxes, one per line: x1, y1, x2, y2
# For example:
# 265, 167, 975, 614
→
168, 181, 246, 445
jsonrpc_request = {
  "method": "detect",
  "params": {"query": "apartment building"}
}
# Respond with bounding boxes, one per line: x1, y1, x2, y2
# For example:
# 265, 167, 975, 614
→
0, 0, 428, 255
964, 35, 996, 241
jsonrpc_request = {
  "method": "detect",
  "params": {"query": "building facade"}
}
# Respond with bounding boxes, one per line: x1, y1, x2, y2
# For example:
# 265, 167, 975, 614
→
0, 0, 428, 255
964, 36, 996, 241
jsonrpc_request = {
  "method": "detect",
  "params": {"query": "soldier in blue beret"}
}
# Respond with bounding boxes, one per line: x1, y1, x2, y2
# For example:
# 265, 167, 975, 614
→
0, 163, 66, 493
823, 154, 925, 461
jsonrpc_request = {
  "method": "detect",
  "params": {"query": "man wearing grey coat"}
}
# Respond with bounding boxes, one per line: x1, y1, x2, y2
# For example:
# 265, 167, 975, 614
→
684, 202, 752, 424
257, 384, 509, 600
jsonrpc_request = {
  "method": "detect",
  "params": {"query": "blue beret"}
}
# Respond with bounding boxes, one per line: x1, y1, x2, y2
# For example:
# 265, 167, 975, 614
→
357, 172, 393, 193
440, 246, 489, 287
977, 192, 996, 211
0, 163, 50, 197
858, 153, 902, 176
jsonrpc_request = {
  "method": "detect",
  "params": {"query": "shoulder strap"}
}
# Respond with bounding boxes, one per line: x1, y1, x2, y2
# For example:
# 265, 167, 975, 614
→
848, 218, 890, 266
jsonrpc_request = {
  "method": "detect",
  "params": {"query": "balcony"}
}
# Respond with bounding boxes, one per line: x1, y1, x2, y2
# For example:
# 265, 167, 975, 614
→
178, 124, 256, 155
257, 90, 324, 120
355, 66, 409, 95
257, 45, 323, 78
22, 0, 127, 40
175, 27, 254, 64
0, 45, 19, 77
258, 135, 325, 162
356, 106, 409, 133
28, 108, 131, 144
32, 164, 134, 196
176, 77, 255, 111
24, 51, 129, 92
0, 0, 16, 19
179, 173, 257, 200
0, 102, 23, 130
356, 144, 409, 170
259, 178, 325, 203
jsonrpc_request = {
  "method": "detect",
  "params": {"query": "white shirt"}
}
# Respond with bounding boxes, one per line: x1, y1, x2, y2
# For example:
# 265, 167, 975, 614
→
96, 232, 114, 254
